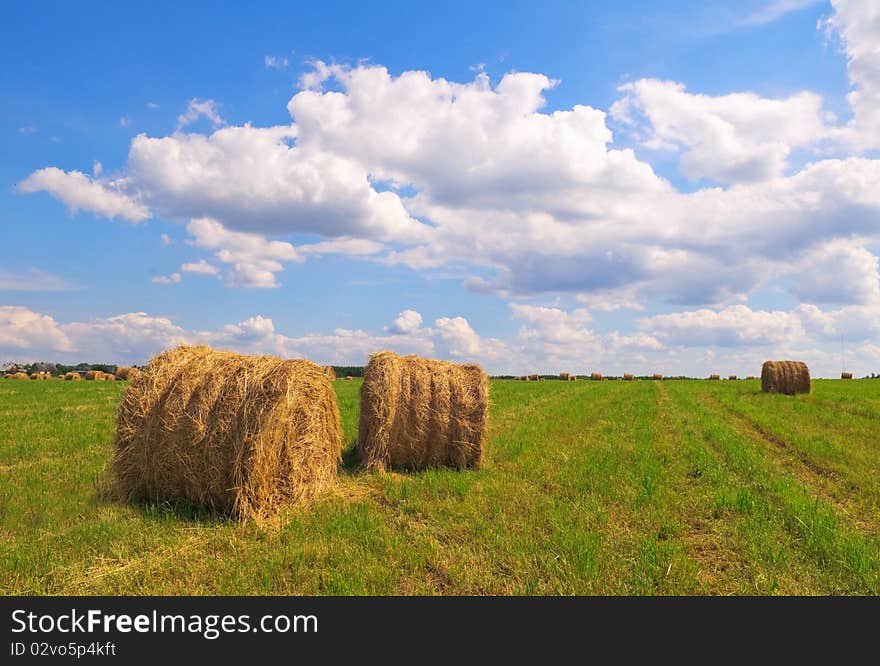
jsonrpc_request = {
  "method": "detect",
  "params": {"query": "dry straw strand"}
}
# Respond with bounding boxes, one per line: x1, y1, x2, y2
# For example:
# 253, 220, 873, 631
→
761, 360, 810, 395
357, 351, 488, 472
112, 345, 342, 522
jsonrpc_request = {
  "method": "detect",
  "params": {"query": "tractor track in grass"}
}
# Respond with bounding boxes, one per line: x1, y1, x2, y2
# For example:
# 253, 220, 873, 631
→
654, 383, 747, 594
698, 392, 878, 537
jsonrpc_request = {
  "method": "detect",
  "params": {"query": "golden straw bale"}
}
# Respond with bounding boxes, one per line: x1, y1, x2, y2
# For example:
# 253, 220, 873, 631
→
708, 374, 720, 380
324, 365, 336, 380
591, 373, 603, 381
65, 372, 82, 381
761, 361, 810, 395
357, 351, 488, 472
728, 375, 738, 380
841, 372, 853, 379
623, 373, 634, 381
652, 374, 663, 380
115, 366, 140, 381
112, 345, 342, 521
559, 372, 570, 381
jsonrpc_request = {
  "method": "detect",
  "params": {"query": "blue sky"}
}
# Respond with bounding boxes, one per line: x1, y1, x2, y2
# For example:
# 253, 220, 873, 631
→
3, 0, 880, 376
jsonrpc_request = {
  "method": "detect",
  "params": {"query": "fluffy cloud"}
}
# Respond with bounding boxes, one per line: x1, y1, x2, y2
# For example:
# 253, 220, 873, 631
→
177, 98, 225, 130
610, 79, 829, 183
151, 273, 181, 285
186, 217, 301, 288
386, 309, 423, 335
786, 238, 880, 304
17, 168, 149, 222
0, 307, 507, 368
824, 0, 880, 151
181, 259, 221, 276
0, 306, 73, 353
14, 1, 880, 321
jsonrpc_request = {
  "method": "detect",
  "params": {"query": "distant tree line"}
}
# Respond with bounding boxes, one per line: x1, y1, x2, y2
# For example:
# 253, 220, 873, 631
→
331, 366, 364, 378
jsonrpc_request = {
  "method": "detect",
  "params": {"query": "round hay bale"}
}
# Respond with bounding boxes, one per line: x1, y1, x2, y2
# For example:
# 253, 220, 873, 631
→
10, 372, 29, 380
112, 345, 342, 521
84, 370, 104, 381
708, 374, 720, 380
841, 372, 853, 380
343, 375, 355, 381
761, 361, 810, 395
652, 374, 663, 380
728, 375, 738, 381
357, 351, 488, 472
559, 372, 570, 381
591, 373, 603, 381
115, 366, 139, 381
622, 373, 634, 381
104, 373, 115, 381
65, 372, 82, 381
568, 374, 577, 381
324, 365, 336, 380
529, 374, 539, 381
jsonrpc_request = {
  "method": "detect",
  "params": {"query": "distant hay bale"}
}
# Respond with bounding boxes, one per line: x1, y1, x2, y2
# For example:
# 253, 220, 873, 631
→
324, 365, 336, 380
529, 374, 540, 381
559, 372, 570, 381
104, 374, 115, 381
761, 361, 810, 395
728, 375, 737, 381
746, 376, 757, 380
841, 372, 853, 380
343, 376, 355, 381
115, 366, 139, 381
30, 372, 50, 380
84, 370, 104, 381
521, 375, 530, 382
357, 351, 488, 472
591, 373, 603, 381
568, 374, 577, 381
623, 373, 634, 381
65, 372, 82, 381
652, 374, 663, 380
708, 374, 720, 380
9, 372, 29, 380
112, 345, 342, 521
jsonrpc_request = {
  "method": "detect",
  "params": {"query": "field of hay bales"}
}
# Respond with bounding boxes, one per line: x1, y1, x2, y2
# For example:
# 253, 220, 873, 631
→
1, 377, 879, 595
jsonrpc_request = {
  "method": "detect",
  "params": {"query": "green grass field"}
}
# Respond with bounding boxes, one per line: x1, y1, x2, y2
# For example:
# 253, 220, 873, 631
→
1, 377, 878, 595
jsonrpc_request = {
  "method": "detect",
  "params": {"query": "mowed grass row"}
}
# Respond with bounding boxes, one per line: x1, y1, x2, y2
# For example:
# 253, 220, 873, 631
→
0, 378, 877, 594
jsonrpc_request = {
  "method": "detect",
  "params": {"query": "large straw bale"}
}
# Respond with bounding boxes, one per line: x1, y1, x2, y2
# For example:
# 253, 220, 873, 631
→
357, 351, 488, 472
112, 345, 342, 521
761, 361, 810, 395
